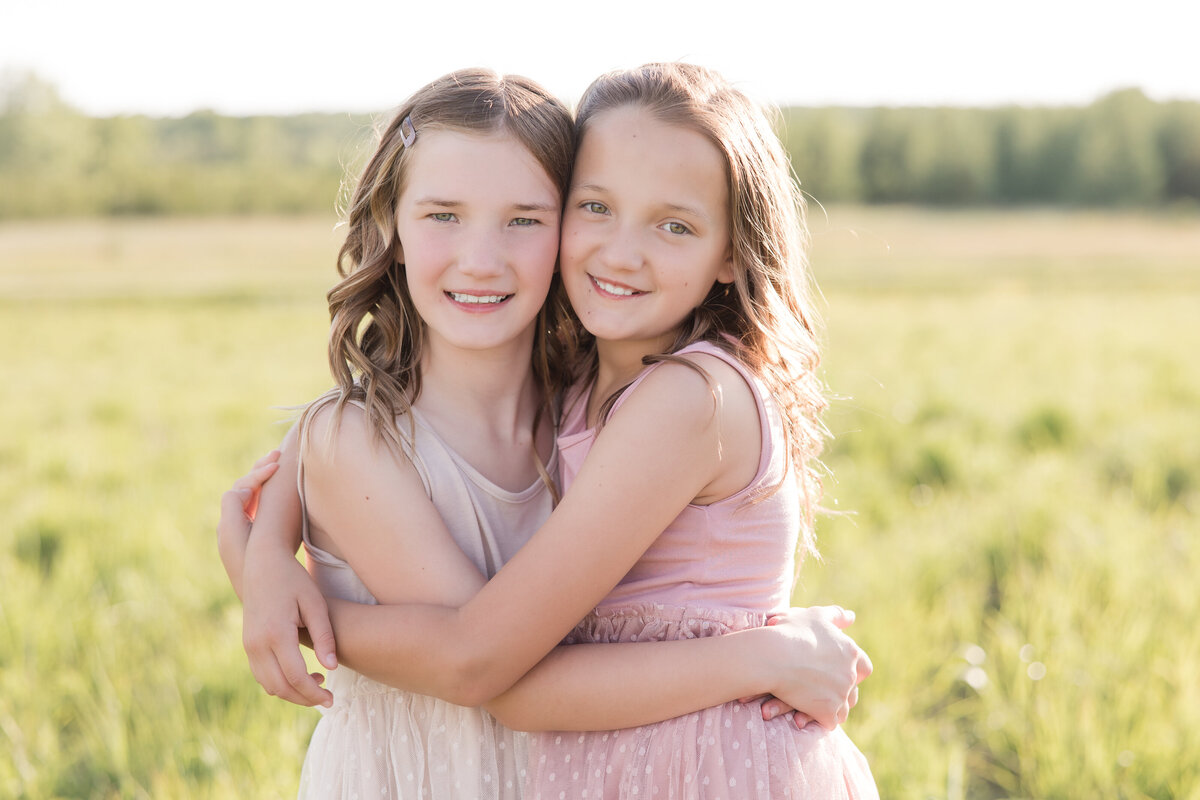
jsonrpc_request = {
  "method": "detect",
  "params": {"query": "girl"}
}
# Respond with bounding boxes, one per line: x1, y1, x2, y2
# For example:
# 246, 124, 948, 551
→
219, 66, 870, 799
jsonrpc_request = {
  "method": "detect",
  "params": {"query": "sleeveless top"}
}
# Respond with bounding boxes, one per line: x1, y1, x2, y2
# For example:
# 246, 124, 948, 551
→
527, 341, 878, 800
557, 340, 801, 614
296, 399, 555, 800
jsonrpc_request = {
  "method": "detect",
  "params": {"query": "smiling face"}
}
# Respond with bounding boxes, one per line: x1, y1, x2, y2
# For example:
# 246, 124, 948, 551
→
560, 105, 734, 357
396, 128, 562, 358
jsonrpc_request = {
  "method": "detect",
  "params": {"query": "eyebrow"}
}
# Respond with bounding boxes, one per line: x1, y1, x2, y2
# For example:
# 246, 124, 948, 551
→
665, 202, 712, 222
412, 198, 558, 213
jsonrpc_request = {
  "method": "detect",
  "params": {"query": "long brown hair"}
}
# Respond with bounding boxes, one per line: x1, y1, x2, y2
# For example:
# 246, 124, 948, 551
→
565, 63, 828, 555
320, 68, 576, 449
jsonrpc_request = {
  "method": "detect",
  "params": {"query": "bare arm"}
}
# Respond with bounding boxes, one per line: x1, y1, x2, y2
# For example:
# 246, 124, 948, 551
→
327, 360, 827, 709
225, 370, 868, 726
220, 425, 339, 706
483, 605, 869, 731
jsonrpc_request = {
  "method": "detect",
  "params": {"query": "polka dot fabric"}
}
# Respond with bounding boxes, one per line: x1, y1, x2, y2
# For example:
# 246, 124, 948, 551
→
525, 605, 876, 799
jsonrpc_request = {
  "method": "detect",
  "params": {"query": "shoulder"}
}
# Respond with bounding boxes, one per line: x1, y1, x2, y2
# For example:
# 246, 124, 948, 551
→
301, 397, 416, 485
637, 350, 757, 422
608, 349, 758, 442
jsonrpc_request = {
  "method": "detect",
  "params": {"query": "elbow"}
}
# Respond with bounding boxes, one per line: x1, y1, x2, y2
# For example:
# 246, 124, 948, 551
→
484, 697, 550, 732
438, 649, 514, 709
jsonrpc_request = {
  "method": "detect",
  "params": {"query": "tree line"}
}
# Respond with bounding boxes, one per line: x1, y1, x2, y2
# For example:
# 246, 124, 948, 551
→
2, 73, 1198, 219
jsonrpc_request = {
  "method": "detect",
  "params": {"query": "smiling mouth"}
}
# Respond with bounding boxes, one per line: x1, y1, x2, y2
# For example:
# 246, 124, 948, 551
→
589, 275, 643, 297
446, 291, 512, 305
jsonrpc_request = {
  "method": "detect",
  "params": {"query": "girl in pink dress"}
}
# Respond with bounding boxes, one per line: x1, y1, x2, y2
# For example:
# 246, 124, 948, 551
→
513, 63, 876, 799
223, 62, 875, 798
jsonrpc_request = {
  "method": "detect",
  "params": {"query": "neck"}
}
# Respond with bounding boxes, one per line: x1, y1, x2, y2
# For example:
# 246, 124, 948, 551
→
417, 330, 542, 440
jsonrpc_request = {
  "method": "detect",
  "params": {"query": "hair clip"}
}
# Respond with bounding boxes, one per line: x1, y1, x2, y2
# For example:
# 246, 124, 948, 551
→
400, 115, 417, 148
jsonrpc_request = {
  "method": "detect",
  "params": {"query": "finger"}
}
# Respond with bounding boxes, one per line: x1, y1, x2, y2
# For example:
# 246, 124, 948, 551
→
219, 488, 254, 532
276, 642, 333, 708
232, 460, 281, 492
762, 698, 798, 721
246, 642, 311, 706
857, 650, 874, 682
231, 462, 280, 499
737, 693, 768, 704
791, 711, 813, 730
826, 605, 855, 629
252, 449, 282, 469
300, 593, 338, 671
232, 462, 280, 519
813, 709, 838, 730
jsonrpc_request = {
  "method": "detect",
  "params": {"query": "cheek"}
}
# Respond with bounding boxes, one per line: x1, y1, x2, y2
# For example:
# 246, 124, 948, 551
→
519, 230, 562, 285
558, 227, 588, 276
401, 232, 450, 276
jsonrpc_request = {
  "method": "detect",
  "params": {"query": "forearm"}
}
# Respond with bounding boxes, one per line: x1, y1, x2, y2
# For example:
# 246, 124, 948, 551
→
329, 599, 499, 706
485, 628, 773, 731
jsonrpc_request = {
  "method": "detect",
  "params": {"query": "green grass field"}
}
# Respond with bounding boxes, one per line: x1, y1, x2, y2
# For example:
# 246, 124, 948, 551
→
1, 208, 1197, 799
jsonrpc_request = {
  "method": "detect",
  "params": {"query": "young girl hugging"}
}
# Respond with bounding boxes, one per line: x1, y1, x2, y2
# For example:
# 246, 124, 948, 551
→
218, 66, 871, 799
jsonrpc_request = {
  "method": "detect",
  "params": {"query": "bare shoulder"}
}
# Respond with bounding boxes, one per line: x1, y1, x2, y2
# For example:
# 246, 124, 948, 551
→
301, 400, 416, 486
626, 351, 758, 430
616, 351, 761, 503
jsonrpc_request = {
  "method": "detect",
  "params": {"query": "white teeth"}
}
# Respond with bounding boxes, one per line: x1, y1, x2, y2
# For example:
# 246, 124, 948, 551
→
593, 277, 637, 296
449, 292, 508, 304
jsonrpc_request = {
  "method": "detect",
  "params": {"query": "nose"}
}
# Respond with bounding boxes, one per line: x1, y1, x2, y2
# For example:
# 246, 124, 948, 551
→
597, 223, 644, 273
458, 229, 505, 278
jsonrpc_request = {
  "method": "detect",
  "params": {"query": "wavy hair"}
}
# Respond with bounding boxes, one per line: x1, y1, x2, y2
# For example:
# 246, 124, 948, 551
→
318, 68, 576, 452
566, 62, 828, 555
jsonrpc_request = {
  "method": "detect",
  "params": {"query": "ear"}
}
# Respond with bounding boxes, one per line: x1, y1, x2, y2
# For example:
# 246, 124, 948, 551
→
715, 249, 735, 285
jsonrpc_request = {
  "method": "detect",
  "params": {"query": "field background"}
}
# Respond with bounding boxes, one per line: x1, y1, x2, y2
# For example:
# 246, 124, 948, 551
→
1, 207, 1198, 798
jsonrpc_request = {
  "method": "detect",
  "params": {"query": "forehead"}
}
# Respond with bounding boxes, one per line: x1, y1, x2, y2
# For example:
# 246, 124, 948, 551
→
574, 106, 727, 207
402, 129, 558, 200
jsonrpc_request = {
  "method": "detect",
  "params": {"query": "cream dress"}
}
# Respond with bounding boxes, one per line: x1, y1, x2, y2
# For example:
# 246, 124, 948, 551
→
296, 403, 554, 799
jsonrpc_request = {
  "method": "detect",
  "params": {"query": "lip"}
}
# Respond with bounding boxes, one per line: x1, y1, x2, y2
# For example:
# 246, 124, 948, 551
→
444, 290, 514, 312
588, 274, 645, 299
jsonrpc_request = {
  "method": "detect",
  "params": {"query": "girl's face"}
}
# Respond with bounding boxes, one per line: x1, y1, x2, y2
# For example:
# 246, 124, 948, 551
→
396, 129, 561, 356
560, 105, 734, 354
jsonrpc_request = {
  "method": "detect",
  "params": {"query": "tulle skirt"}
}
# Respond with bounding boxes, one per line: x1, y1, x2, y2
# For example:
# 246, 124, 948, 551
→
298, 667, 528, 799
525, 603, 878, 800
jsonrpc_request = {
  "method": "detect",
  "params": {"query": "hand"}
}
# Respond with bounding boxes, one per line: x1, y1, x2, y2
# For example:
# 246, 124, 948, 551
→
241, 534, 338, 708
756, 605, 872, 730
216, 450, 281, 600
736, 693, 815, 730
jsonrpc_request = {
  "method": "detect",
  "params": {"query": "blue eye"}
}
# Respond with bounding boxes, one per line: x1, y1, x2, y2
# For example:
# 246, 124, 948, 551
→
510, 217, 538, 227
582, 201, 609, 215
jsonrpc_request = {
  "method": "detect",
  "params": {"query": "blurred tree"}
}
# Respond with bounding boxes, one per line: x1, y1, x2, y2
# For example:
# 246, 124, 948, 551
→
781, 107, 864, 205
912, 109, 994, 204
859, 109, 918, 203
1069, 88, 1164, 205
3, 73, 1199, 218
0, 70, 95, 216
1158, 101, 1200, 202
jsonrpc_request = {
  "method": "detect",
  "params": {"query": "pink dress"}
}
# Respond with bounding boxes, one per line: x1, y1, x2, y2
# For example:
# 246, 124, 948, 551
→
526, 341, 877, 799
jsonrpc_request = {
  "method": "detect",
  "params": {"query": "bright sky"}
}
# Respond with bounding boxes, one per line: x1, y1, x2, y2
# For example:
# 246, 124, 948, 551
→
3, 0, 1197, 116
